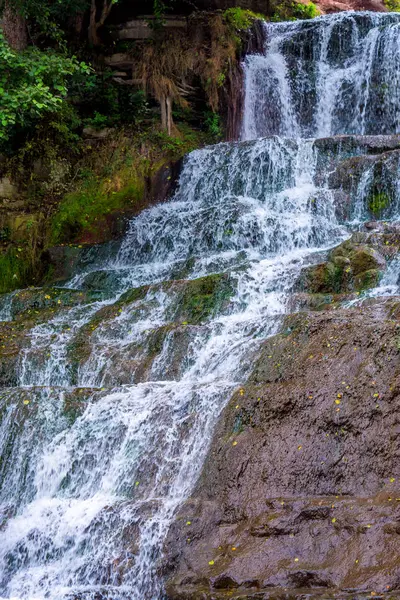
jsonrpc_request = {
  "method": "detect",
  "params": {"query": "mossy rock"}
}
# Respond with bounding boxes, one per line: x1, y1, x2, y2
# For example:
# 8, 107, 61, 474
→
118, 284, 150, 305
65, 275, 234, 383
368, 190, 390, 217
353, 268, 381, 291
65, 285, 152, 380
290, 292, 353, 312
169, 273, 234, 325
297, 262, 349, 294
9, 287, 108, 319
298, 237, 386, 295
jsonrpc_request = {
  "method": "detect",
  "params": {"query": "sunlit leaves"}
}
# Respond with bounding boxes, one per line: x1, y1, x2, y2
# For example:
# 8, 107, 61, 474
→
0, 29, 89, 142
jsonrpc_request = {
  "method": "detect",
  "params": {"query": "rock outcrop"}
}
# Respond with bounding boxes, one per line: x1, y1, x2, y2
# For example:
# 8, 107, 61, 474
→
164, 297, 400, 599
297, 224, 400, 295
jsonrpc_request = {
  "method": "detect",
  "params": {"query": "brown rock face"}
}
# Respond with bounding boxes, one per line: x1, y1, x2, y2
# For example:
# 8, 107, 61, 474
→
317, 0, 386, 13
163, 299, 400, 599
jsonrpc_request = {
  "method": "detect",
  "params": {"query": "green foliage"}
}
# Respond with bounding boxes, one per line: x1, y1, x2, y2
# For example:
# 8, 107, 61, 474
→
7, 103, 83, 202
0, 247, 32, 294
69, 71, 149, 127
223, 7, 263, 30
8, 0, 89, 45
13, 102, 82, 159
0, 29, 89, 147
204, 111, 222, 140
148, 0, 168, 29
272, 1, 320, 21
384, 0, 400, 10
85, 111, 110, 130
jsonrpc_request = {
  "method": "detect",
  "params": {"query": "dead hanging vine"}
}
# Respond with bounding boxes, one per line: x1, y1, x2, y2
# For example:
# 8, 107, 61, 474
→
137, 12, 246, 135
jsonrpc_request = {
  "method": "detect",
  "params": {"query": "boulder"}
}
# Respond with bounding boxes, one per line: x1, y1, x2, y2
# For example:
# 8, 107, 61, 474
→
296, 230, 396, 294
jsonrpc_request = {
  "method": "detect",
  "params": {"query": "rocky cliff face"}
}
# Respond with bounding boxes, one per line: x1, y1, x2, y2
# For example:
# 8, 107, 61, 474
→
164, 289, 400, 599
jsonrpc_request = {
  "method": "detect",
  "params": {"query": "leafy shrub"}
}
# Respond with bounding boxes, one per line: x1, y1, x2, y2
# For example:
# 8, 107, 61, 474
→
70, 71, 149, 127
0, 29, 89, 147
8, 102, 82, 198
85, 111, 110, 130
204, 111, 222, 140
272, 1, 320, 21
223, 7, 263, 30
8, 0, 89, 45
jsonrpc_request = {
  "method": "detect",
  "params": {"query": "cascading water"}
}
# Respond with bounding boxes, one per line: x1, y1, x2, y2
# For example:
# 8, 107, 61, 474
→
1, 11, 400, 600
242, 11, 400, 140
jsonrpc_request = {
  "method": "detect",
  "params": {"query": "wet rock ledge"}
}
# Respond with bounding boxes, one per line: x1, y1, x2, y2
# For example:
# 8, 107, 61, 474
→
163, 298, 400, 600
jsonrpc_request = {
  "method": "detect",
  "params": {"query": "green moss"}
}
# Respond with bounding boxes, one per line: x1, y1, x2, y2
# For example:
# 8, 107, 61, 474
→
272, 1, 320, 21
223, 7, 264, 30
172, 274, 233, 325
301, 262, 345, 294
49, 172, 145, 245
384, 0, 400, 10
48, 124, 209, 246
0, 247, 32, 294
353, 269, 380, 291
118, 285, 150, 305
368, 191, 390, 216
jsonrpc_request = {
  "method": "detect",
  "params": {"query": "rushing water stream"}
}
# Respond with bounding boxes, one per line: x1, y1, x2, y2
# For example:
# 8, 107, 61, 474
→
1, 11, 400, 600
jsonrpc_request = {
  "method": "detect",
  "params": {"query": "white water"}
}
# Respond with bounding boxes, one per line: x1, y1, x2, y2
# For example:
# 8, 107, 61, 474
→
243, 12, 400, 140
1, 12, 400, 600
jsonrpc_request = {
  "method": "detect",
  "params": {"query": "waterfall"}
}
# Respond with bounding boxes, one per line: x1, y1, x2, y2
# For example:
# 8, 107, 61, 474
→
242, 12, 400, 140
1, 11, 400, 600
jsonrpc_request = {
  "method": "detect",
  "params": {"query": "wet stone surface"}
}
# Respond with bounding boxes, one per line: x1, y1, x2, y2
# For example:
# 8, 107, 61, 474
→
163, 299, 400, 599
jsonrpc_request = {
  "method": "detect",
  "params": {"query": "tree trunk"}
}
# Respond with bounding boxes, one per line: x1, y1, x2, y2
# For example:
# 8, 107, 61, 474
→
166, 96, 173, 136
160, 96, 174, 135
88, 0, 113, 46
2, 0, 27, 50
160, 97, 167, 131
88, 0, 101, 46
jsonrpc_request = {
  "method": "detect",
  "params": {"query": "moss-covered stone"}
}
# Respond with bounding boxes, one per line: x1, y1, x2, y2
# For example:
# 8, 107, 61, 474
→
297, 236, 387, 295
169, 273, 234, 325
353, 268, 381, 291
64, 274, 234, 384
10, 287, 108, 318
368, 190, 391, 217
